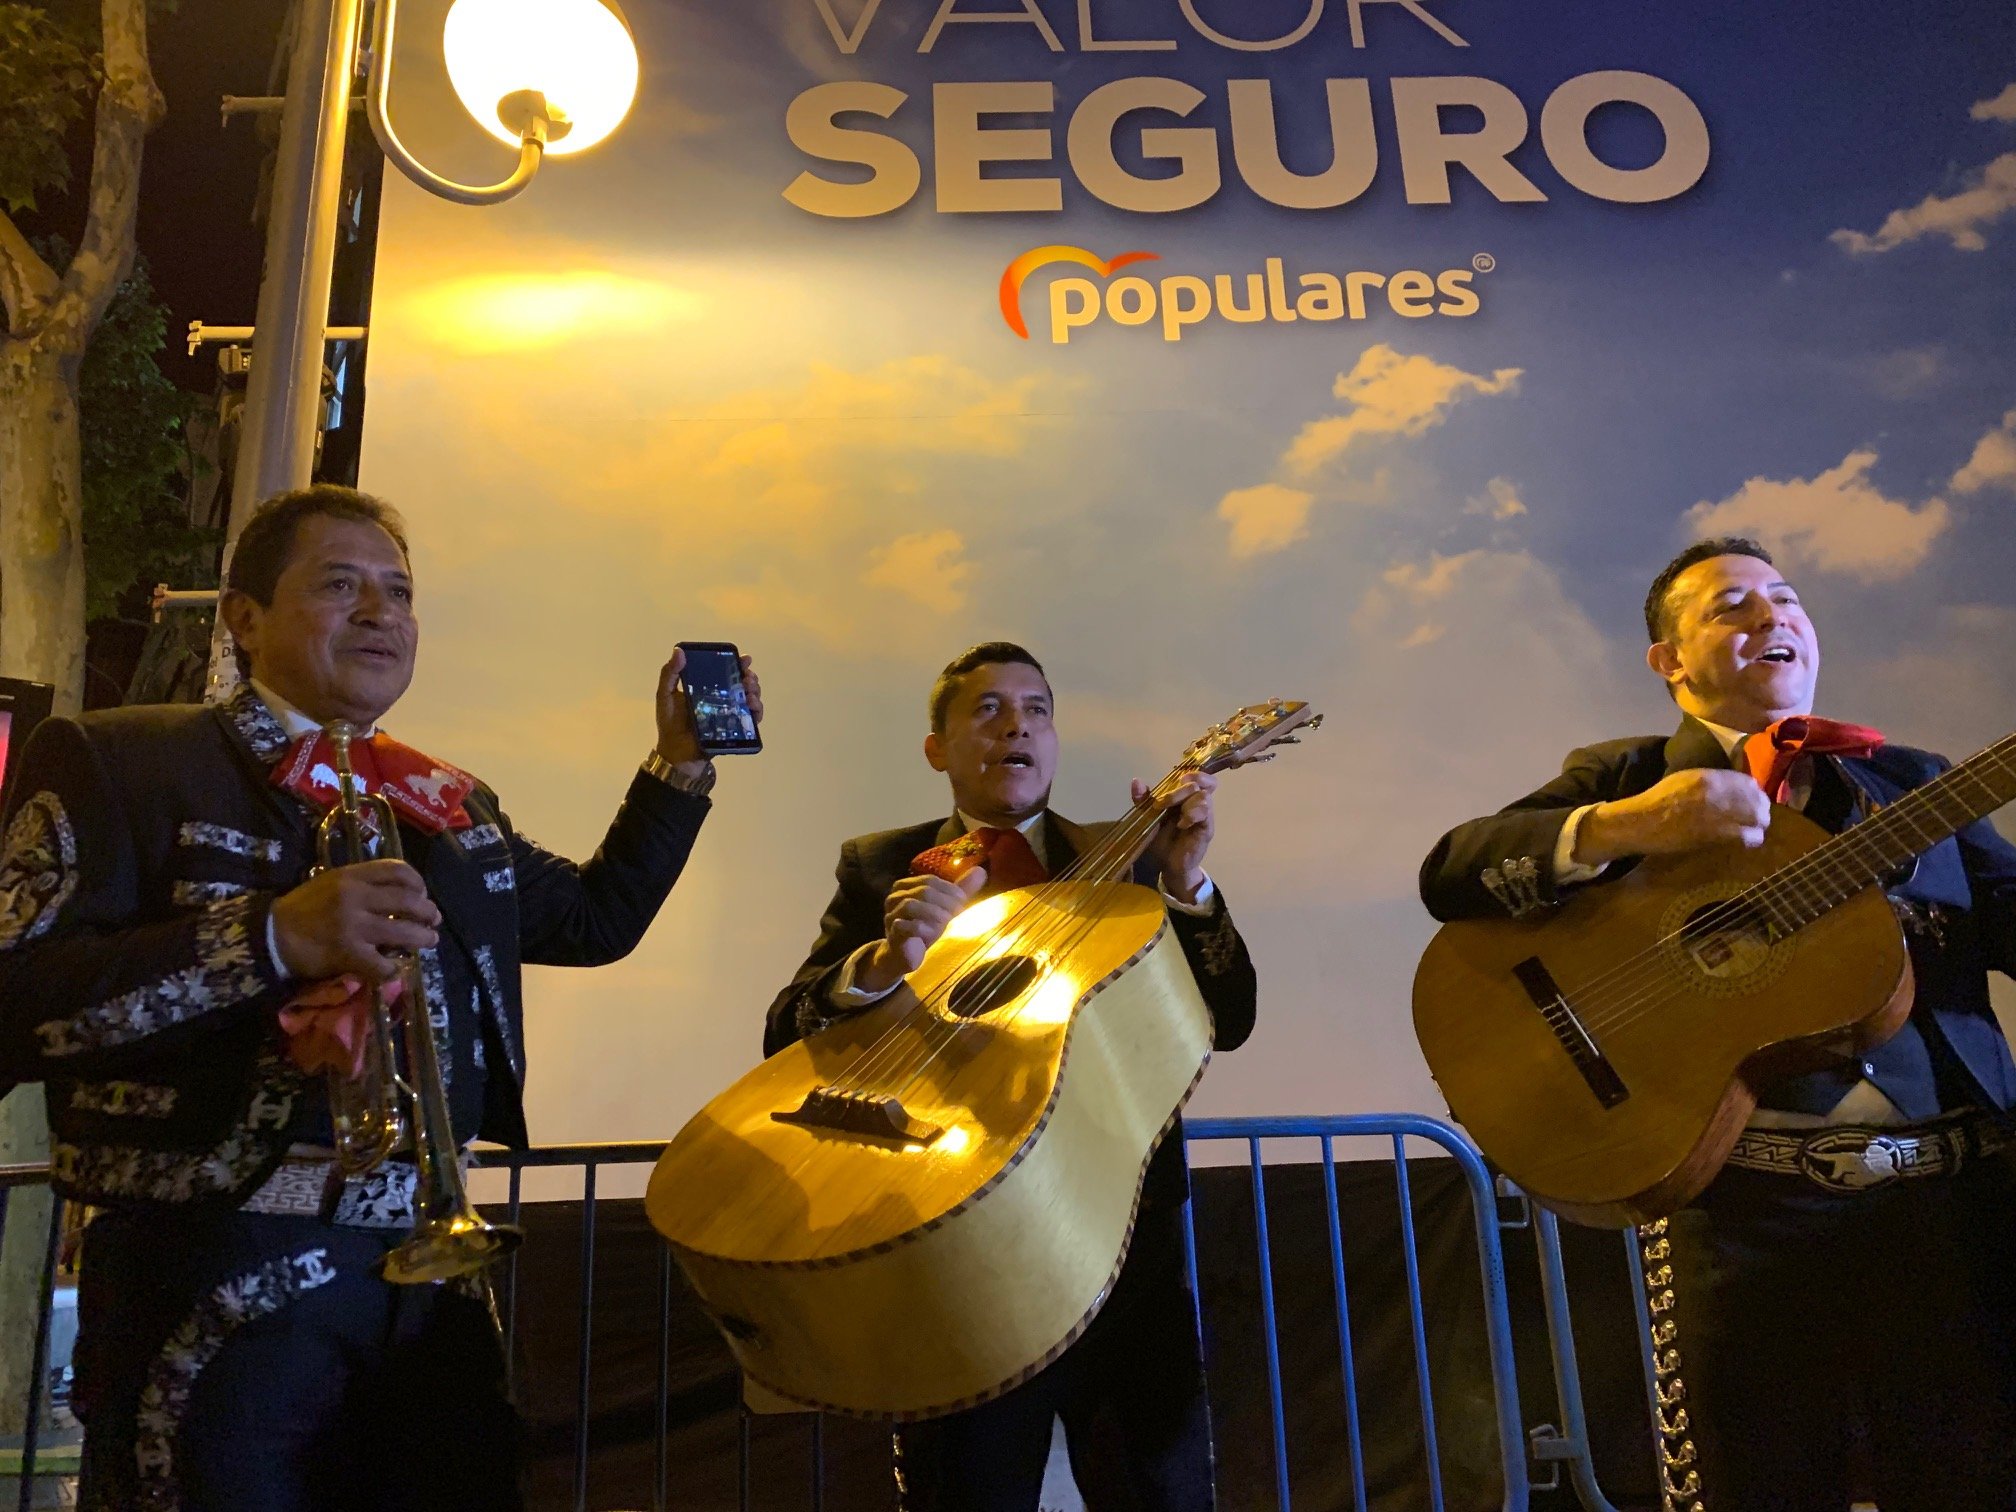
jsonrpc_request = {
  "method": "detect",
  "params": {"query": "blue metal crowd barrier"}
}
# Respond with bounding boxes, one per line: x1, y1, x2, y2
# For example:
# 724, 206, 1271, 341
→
0, 1118, 1653, 1512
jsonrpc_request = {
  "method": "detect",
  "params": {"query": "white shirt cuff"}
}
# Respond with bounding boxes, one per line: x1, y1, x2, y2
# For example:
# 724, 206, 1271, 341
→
1552, 806, 1609, 887
1162, 874, 1217, 916
829, 942, 900, 1007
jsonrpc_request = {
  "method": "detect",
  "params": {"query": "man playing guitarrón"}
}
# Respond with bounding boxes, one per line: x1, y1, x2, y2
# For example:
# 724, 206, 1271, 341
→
1419, 539, 2016, 1510
766, 642, 1257, 1512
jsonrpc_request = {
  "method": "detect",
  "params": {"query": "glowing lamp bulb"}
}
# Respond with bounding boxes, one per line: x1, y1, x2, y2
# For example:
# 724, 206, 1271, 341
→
442, 0, 639, 157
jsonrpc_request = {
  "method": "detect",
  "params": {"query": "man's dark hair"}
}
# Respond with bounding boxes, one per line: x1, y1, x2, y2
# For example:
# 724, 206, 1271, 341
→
224, 485, 410, 673
1643, 537, 1775, 643
929, 642, 1049, 733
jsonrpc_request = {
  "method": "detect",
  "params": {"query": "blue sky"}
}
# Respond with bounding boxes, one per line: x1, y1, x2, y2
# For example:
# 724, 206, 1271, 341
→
364, 0, 2016, 1153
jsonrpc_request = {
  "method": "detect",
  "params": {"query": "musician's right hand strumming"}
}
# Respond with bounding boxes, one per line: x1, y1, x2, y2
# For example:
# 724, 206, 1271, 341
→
1575, 768, 1773, 865
270, 859, 442, 982
855, 869, 990, 996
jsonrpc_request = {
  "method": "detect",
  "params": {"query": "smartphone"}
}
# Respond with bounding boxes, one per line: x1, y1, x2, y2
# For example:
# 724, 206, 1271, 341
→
676, 642, 762, 756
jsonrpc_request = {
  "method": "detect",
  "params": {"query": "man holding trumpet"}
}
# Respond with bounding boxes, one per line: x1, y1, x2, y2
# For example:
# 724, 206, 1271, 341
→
0, 485, 759, 1511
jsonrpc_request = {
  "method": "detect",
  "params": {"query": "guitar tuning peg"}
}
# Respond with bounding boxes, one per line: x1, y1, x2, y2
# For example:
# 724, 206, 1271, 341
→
1305, 714, 1325, 730
1274, 736, 1300, 745
1248, 752, 1277, 763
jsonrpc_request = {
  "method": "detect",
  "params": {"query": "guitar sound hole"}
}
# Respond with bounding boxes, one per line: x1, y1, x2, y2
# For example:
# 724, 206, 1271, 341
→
1680, 900, 1775, 980
948, 956, 1040, 1019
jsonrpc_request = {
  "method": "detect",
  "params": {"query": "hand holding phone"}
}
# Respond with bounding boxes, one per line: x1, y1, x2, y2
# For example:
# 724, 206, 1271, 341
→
673, 642, 763, 756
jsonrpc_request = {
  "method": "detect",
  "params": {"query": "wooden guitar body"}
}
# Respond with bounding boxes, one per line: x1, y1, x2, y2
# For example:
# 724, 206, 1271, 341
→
1412, 807, 1913, 1228
645, 880, 1215, 1419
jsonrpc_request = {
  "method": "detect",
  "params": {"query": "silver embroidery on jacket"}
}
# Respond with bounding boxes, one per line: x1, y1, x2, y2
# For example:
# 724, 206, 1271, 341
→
48, 1051, 301, 1205
68, 1080, 180, 1118
471, 943, 520, 1080
133, 1247, 340, 1509
421, 946, 452, 1099
169, 879, 249, 907
223, 683, 291, 764
0, 791, 78, 953
35, 896, 271, 1058
482, 867, 514, 893
175, 822, 282, 864
458, 823, 504, 852
1482, 856, 1547, 919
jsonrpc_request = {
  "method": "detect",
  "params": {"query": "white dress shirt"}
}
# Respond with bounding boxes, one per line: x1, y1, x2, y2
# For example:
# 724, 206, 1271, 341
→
1551, 718, 1906, 1129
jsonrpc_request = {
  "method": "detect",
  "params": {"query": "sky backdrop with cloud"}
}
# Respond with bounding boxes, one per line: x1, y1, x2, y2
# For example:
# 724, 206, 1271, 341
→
360, 0, 2016, 1169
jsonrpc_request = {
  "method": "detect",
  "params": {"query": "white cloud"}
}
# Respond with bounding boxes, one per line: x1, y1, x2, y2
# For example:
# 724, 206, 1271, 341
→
1952, 408, 2016, 494
1972, 83, 2016, 122
863, 530, 973, 612
1683, 448, 1951, 581
1465, 476, 1528, 520
1831, 152, 2016, 254
1215, 348, 1521, 557
1283, 345, 1522, 478
1217, 483, 1315, 559
1865, 346, 1945, 398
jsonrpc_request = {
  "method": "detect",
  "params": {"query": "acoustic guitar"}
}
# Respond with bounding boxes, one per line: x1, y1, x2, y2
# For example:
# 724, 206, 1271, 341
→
645, 700, 1320, 1419
1412, 732, 2016, 1228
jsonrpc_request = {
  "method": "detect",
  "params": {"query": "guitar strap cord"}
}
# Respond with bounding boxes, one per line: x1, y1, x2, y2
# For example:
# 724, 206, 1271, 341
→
1640, 1217, 1707, 1512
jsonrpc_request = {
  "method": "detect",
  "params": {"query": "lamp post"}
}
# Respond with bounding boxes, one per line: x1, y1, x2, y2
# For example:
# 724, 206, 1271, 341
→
208, 0, 637, 697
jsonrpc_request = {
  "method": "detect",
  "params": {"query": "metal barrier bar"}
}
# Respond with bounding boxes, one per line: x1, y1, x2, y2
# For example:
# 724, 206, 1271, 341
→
1391, 1135, 1451, 1512
1184, 1114, 1531, 1512
1246, 1136, 1294, 1510
575, 1160, 598, 1512
655, 1242, 672, 1512
0, 1123, 1644, 1511
1319, 1134, 1371, 1511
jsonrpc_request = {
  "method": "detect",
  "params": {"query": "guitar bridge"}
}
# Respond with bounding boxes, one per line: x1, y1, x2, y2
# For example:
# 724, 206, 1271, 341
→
772, 1086, 944, 1144
1513, 957, 1629, 1109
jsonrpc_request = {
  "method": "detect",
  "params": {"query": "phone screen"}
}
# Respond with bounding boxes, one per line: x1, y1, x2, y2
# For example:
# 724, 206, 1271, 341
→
678, 643, 761, 755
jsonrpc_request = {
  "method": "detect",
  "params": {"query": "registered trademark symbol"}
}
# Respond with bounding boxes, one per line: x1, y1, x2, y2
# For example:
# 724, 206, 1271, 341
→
1472, 253, 1497, 273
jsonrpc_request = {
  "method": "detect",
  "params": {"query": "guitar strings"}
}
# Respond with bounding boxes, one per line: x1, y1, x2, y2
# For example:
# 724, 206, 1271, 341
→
755, 770, 1202, 1214
1502, 740, 2016, 1048
1564, 739, 2016, 1037
886, 768, 1208, 1103
816, 762, 1200, 1102
843, 765, 1201, 1100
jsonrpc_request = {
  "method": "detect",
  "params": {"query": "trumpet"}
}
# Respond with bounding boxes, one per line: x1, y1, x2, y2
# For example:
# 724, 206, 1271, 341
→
314, 721, 521, 1284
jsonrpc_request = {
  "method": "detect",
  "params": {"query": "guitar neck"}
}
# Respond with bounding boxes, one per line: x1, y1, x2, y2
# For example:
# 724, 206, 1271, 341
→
1078, 762, 1204, 885
1754, 732, 2016, 931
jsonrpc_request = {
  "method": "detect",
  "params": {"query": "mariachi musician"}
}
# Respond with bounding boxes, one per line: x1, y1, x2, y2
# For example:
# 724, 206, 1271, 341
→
1418, 537, 2016, 1510
0, 485, 758, 1512
766, 641, 1257, 1512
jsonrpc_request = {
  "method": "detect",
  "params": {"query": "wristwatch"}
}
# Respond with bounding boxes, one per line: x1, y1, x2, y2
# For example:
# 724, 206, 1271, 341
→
642, 749, 716, 796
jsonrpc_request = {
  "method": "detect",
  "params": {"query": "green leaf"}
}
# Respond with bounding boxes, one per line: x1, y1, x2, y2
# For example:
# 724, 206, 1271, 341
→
0, 5, 97, 214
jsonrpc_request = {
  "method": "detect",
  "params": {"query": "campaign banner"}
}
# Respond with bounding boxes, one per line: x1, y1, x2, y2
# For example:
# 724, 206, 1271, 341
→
363, 0, 2016, 1153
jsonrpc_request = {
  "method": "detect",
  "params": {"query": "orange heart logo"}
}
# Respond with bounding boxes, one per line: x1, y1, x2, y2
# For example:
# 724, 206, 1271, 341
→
998, 245, 1160, 339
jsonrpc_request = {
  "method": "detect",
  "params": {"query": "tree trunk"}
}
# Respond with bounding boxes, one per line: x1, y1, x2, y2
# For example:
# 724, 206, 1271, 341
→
0, 340, 87, 714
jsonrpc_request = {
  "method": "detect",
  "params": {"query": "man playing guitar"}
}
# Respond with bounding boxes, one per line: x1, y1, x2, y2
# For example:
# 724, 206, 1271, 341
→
1419, 538, 2016, 1511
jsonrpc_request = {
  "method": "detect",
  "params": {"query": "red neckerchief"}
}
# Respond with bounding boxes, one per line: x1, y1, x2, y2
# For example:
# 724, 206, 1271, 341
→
1740, 716, 1886, 804
271, 728, 475, 833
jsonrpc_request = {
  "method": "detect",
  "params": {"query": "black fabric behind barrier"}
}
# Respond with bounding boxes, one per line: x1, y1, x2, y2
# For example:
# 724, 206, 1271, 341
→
500, 1161, 1658, 1511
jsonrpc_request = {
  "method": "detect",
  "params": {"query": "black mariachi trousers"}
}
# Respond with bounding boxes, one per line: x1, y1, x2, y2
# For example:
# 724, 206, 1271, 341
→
891, 1197, 1216, 1512
72, 1207, 520, 1512
1659, 1149, 2016, 1512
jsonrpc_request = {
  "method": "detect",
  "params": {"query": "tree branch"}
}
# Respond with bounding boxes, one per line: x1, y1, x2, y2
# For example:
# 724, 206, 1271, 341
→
0, 206, 60, 335
47, 0, 164, 353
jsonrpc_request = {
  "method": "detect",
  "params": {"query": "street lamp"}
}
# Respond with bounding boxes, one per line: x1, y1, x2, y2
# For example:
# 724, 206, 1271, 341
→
210, 0, 640, 697
371, 0, 639, 204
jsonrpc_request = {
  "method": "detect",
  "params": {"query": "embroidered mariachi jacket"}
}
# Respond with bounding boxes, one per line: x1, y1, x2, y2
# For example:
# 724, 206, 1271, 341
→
1416, 715, 2016, 1114
762, 812, 1258, 1209
0, 687, 710, 1210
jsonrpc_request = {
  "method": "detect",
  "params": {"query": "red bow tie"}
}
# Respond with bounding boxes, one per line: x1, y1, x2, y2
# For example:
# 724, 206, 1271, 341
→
1741, 716, 1885, 804
912, 825, 1050, 894
271, 729, 476, 834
